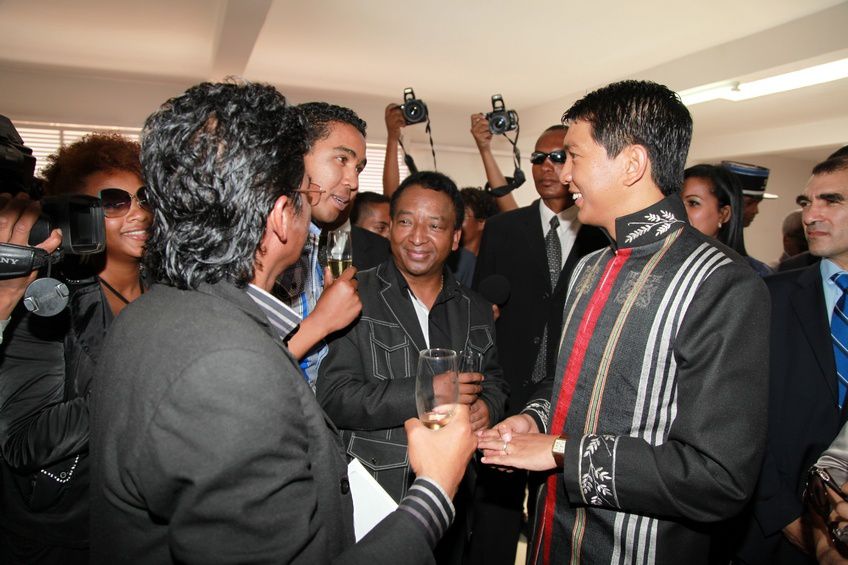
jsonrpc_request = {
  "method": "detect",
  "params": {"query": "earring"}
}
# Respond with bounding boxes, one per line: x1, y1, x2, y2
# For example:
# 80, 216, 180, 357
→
718, 222, 723, 229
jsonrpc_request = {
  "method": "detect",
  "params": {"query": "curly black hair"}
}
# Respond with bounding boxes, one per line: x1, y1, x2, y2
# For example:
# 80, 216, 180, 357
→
41, 132, 141, 196
298, 102, 366, 147
563, 80, 692, 196
391, 171, 464, 230
141, 80, 308, 289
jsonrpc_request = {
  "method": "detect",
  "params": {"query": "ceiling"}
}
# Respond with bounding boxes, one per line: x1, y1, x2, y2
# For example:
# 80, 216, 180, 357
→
0, 0, 846, 160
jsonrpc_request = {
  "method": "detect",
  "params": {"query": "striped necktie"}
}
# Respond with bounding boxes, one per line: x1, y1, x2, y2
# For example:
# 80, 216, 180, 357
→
831, 273, 848, 408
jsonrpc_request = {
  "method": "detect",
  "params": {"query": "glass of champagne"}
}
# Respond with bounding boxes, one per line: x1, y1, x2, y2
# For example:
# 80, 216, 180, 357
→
459, 348, 483, 373
326, 229, 353, 279
415, 348, 459, 430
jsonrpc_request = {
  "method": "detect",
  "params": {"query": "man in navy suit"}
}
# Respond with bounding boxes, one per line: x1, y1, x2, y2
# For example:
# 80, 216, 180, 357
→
736, 154, 848, 564
468, 124, 606, 565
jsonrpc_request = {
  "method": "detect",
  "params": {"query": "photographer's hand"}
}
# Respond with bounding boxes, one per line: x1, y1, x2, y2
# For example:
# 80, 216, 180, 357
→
470, 114, 518, 213
0, 192, 62, 320
383, 104, 406, 197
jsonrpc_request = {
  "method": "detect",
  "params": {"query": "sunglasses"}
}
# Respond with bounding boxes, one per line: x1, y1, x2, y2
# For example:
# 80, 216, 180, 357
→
99, 187, 150, 218
805, 466, 848, 547
530, 150, 566, 165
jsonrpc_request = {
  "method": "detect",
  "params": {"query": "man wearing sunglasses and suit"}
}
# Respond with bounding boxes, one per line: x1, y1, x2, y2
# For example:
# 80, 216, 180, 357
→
468, 122, 607, 565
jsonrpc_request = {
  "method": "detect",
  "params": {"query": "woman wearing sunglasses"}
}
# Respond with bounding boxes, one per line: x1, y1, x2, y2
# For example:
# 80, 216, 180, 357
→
0, 133, 150, 564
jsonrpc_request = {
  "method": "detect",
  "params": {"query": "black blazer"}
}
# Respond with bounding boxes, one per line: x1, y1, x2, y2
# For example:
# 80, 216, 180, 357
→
90, 281, 438, 564
472, 201, 607, 414
351, 225, 390, 271
737, 264, 847, 564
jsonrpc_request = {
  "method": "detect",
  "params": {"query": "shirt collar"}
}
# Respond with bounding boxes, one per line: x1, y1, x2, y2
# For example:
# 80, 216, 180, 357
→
385, 259, 461, 306
245, 283, 302, 341
822, 258, 844, 285
538, 199, 580, 229
613, 194, 688, 249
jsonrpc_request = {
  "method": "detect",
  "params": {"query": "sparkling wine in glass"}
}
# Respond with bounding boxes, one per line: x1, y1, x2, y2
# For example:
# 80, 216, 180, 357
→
326, 229, 353, 278
415, 348, 459, 430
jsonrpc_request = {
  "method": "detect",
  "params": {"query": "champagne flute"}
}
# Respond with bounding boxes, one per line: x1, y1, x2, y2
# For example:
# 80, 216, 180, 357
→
326, 229, 353, 279
459, 348, 483, 373
415, 348, 459, 430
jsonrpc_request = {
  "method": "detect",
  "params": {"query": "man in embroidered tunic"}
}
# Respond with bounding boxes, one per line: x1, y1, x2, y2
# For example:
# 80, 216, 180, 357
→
478, 80, 769, 565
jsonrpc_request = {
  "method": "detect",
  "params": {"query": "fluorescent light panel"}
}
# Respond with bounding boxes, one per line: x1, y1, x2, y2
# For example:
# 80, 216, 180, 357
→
679, 58, 848, 106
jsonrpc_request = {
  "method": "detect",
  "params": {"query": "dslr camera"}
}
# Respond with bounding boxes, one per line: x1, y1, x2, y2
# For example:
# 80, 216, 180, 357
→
400, 88, 429, 125
485, 94, 518, 135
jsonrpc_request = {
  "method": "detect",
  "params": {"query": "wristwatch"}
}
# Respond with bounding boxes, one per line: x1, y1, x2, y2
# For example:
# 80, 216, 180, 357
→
552, 435, 568, 468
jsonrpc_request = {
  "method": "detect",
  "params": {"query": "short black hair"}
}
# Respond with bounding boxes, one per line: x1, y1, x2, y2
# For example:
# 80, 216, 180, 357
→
390, 171, 464, 230
351, 191, 390, 225
684, 164, 747, 256
298, 102, 367, 147
460, 187, 498, 220
562, 80, 692, 196
827, 145, 848, 160
812, 155, 848, 176
141, 80, 308, 289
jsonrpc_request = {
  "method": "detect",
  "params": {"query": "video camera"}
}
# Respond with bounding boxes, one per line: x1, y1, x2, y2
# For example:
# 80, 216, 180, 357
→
485, 94, 518, 135
400, 88, 428, 125
0, 115, 106, 316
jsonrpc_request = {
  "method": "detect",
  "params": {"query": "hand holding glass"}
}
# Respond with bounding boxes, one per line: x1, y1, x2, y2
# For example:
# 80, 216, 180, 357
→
416, 349, 459, 430
326, 230, 353, 279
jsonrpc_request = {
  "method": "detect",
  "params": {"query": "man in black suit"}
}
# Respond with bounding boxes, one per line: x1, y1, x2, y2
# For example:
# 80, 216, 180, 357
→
735, 154, 848, 564
89, 81, 476, 564
468, 124, 606, 565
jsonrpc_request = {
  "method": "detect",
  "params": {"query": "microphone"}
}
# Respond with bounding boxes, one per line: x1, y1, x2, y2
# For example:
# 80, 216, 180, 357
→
478, 274, 510, 306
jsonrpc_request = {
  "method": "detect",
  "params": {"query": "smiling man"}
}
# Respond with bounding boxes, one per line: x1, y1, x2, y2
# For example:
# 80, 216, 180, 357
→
273, 102, 369, 390
478, 80, 770, 565
735, 154, 848, 564
317, 171, 508, 564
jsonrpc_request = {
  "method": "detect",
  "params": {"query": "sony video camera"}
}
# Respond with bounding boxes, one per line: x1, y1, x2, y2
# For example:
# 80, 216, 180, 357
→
485, 94, 518, 135
400, 88, 429, 125
0, 114, 105, 278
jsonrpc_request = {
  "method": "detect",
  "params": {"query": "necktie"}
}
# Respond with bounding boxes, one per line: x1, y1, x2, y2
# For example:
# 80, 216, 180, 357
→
831, 273, 848, 408
531, 216, 563, 383
546, 216, 562, 289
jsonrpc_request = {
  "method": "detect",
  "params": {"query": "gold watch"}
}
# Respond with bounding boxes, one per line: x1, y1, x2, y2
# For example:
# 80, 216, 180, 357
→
552, 435, 567, 467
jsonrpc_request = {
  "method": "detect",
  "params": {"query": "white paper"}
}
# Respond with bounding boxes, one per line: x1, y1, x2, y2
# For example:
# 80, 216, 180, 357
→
347, 458, 399, 541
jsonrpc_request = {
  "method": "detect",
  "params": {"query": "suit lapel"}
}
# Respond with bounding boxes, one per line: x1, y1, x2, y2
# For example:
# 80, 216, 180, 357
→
522, 202, 551, 290
791, 266, 838, 403
376, 263, 428, 351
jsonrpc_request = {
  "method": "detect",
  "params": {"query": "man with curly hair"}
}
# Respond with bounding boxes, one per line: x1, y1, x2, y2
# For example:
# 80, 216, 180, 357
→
89, 81, 477, 563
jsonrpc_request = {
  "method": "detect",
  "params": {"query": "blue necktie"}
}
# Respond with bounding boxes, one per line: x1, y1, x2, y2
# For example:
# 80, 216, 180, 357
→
831, 273, 848, 408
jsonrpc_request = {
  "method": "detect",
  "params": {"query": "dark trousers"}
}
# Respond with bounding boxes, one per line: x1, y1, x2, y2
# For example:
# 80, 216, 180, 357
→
466, 465, 528, 565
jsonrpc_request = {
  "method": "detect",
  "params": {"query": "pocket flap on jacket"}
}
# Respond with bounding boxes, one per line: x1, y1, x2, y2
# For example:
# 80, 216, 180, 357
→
348, 435, 409, 471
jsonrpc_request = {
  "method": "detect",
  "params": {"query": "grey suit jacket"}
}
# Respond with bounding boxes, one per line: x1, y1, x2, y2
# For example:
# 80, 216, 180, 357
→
90, 281, 441, 564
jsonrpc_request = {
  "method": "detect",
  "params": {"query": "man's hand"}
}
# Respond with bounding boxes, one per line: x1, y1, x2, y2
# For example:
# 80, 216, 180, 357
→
469, 398, 490, 432
0, 192, 62, 319
406, 404, 476, 499
434, 371, 483, 405
286, 266, 361, 359
385, 104, 406, 142
477, 413, 537, 442
478, 431, 558, 472
470, 113, 492, 152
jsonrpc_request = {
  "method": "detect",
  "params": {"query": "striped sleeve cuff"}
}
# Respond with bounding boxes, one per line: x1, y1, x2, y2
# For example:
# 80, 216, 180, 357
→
397, 477, 456, 548
522, 398, 551, 434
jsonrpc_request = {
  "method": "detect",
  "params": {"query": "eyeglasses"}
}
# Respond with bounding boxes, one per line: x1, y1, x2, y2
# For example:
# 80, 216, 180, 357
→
295, 181, 325, 207
530, 150, 566, 165
805, 466, 848, 547
99, 187, 150, 218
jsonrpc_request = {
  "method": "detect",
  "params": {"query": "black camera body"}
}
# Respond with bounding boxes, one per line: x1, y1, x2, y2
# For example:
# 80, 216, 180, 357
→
0, 114, 106, 267
485, 94, 518, 135
400, 88, 428, 125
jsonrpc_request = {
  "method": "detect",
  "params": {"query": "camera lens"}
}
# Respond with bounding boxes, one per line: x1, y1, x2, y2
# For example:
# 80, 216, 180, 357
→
406, 103, 423, 121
